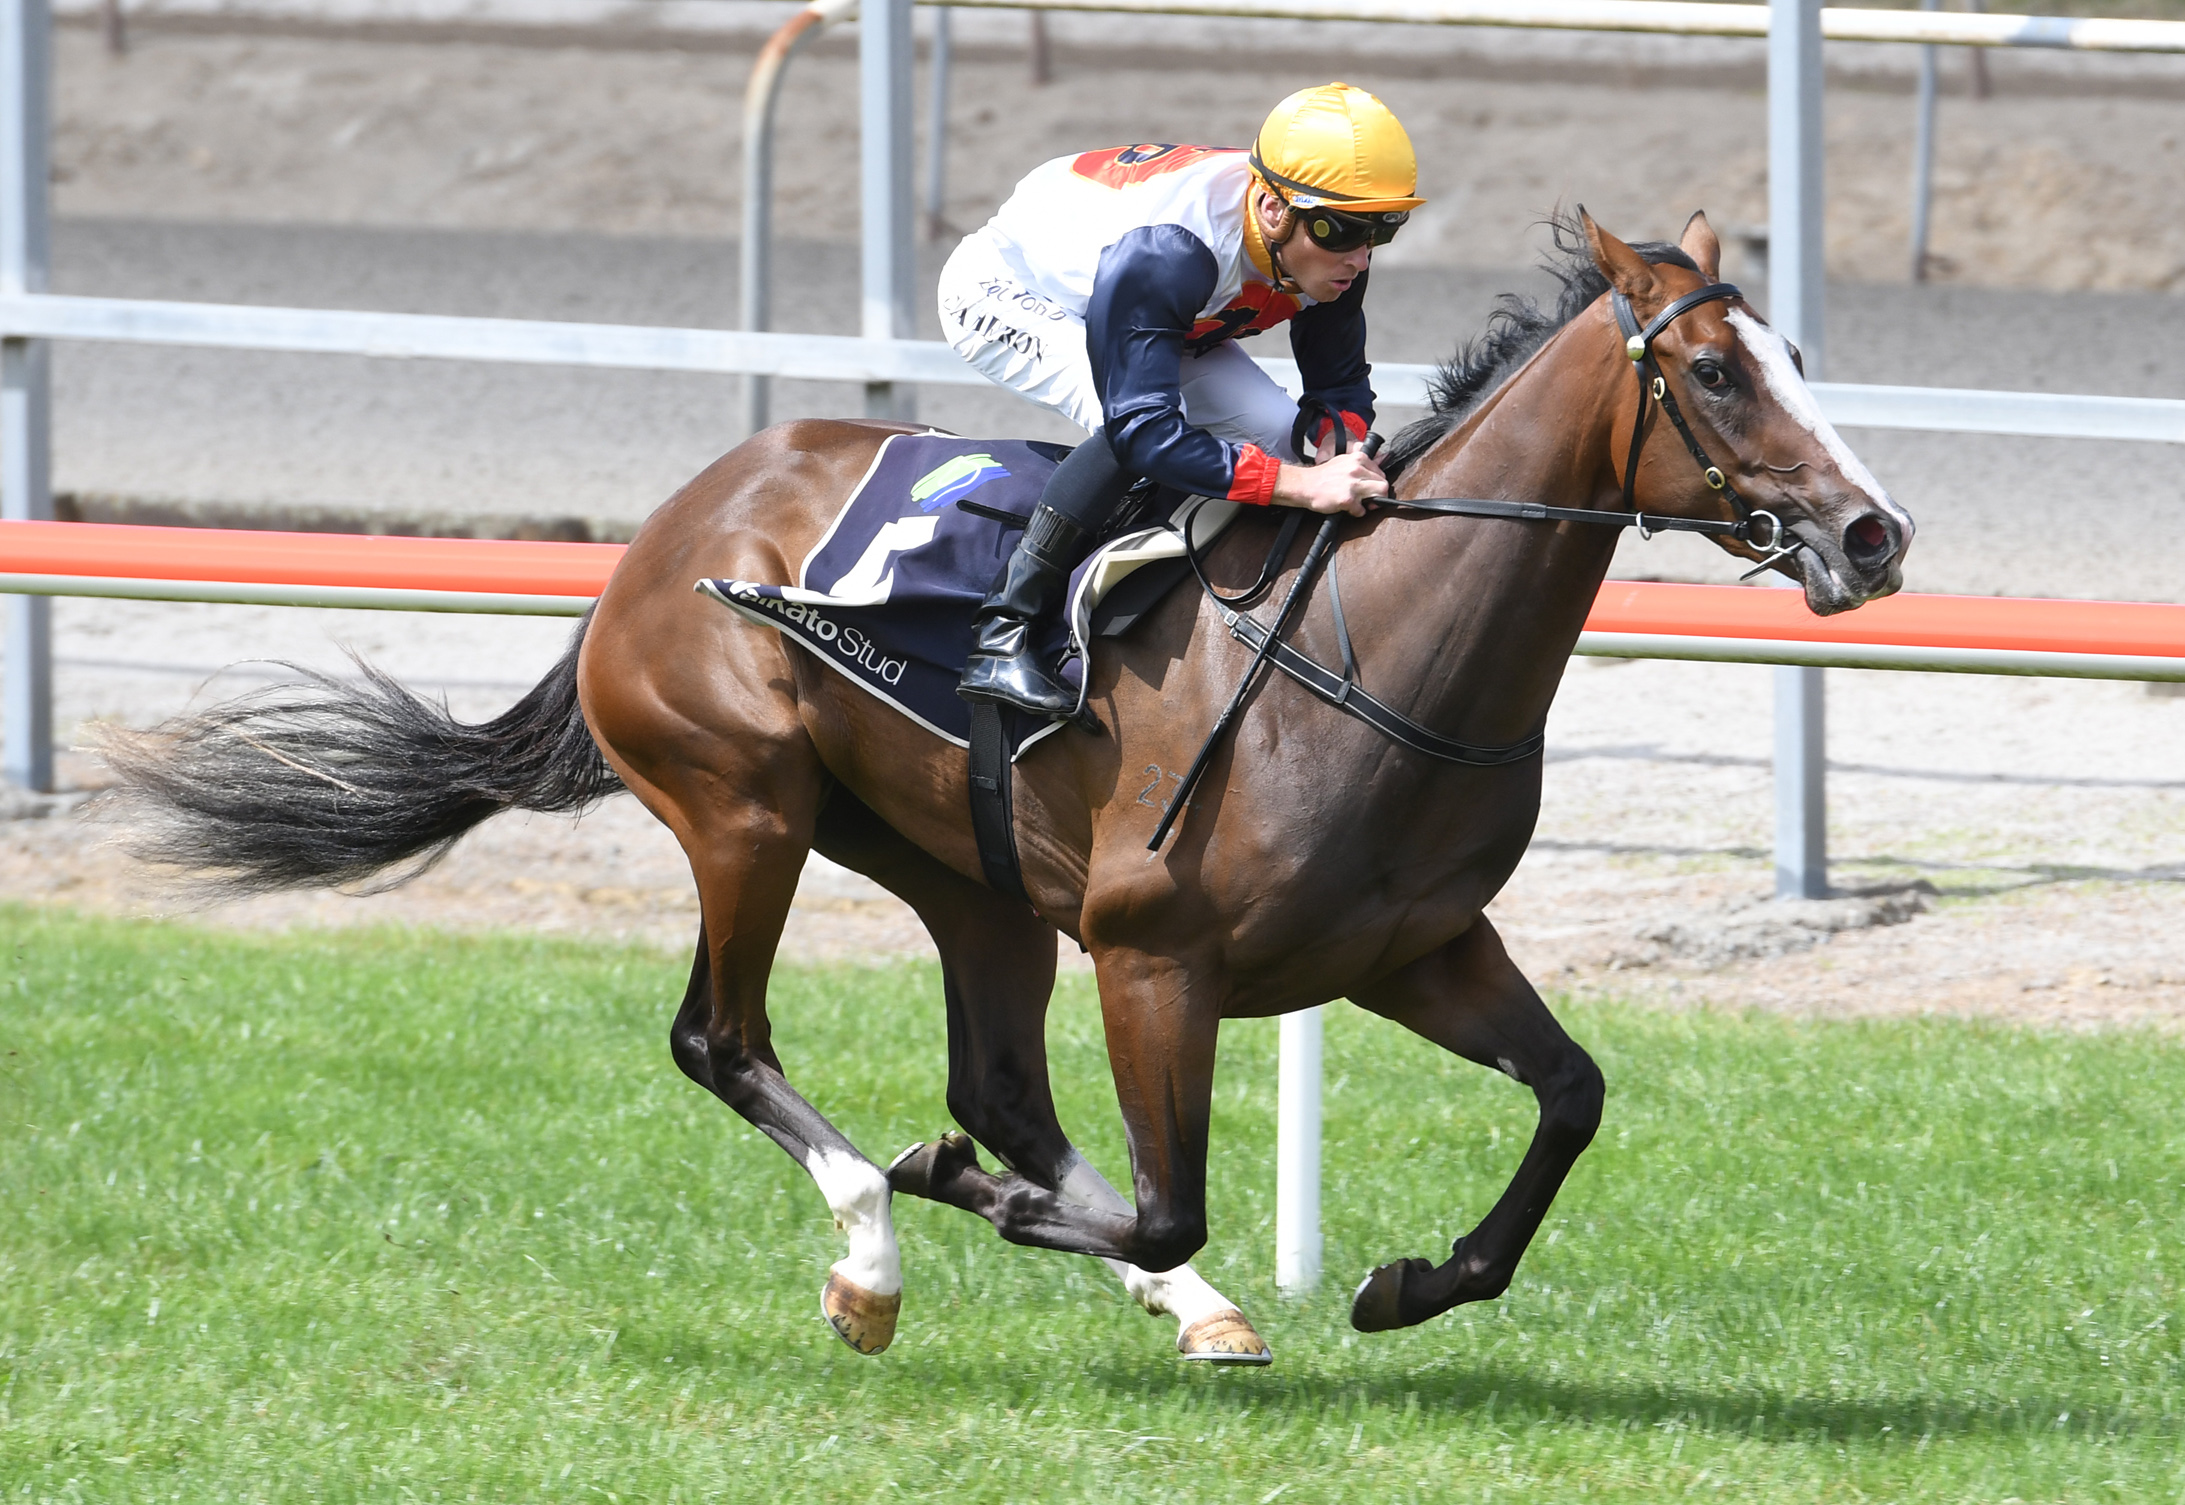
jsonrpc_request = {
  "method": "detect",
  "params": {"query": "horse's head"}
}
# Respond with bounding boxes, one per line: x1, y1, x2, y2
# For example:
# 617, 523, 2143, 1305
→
1582, 209, 1914, 615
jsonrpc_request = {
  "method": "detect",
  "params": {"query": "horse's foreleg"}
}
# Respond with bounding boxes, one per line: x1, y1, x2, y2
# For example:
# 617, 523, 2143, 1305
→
885, 944, 1222, 1280
1345, 916, 1605, 1333
812, 794, 1264, 1359
1043, 1150, 1270, 1362
897, 969, 1265, 1360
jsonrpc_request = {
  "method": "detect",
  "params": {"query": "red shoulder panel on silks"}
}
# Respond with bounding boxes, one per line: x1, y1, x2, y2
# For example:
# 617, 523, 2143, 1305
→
1069, 143, 1230, 190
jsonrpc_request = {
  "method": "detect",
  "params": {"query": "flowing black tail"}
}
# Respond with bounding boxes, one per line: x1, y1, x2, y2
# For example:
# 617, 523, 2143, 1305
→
98, 617, 623, 894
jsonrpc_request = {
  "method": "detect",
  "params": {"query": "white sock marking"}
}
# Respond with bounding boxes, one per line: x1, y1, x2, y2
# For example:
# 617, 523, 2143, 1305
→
1056, 1151, 1234, 1329
804, 1148, 901, 1296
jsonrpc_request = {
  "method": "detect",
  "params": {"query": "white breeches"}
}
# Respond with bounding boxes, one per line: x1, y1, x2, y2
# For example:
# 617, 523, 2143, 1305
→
937, 232, 1303, 463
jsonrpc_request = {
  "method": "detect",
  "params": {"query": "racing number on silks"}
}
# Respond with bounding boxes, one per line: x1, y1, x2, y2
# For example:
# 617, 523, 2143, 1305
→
1070, 143, 1226, 189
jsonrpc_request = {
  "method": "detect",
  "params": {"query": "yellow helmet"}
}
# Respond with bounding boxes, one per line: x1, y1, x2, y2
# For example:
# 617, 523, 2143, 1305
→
1249, 82, 1425, 216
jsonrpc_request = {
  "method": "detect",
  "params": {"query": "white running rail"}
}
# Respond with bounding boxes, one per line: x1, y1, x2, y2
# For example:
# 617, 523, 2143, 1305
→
7, 293, 2184, 444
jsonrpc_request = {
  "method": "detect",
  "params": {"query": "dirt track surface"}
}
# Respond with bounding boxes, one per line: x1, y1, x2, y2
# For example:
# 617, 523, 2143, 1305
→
7, 601, 2181, 1031
7, 18, 2183, 1028
47, 21, 2185, 289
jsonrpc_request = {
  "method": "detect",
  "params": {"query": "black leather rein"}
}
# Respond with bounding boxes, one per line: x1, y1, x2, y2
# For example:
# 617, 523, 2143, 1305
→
1148, 282, 1784, 852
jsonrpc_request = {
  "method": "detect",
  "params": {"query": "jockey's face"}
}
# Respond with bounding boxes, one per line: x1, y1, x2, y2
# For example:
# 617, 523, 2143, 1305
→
1254, 189, 1374, 303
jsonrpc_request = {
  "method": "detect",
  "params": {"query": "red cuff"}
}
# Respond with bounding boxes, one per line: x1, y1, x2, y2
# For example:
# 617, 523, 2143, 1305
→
1225, 444, 1282, 507
1310, 411, 1371, 451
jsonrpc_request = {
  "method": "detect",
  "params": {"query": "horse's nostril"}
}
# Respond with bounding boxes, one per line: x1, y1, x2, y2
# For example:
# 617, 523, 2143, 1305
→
1846, 514, 1892, 559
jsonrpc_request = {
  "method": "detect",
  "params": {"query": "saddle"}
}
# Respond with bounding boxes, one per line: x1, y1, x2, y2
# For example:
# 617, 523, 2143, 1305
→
697, 433, 1240, 903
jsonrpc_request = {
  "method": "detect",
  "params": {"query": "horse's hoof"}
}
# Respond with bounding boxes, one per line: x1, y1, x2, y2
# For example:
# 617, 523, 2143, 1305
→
1349, 1258, 1429, 1333
885, 1131, 978, 1200
1177, 1309, 1273, 1365
821, 1270, 901, 1356
884, 1140, 928, 1192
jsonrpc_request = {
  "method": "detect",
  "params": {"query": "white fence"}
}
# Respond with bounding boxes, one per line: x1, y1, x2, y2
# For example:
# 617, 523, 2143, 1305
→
8, 291, 2182, 444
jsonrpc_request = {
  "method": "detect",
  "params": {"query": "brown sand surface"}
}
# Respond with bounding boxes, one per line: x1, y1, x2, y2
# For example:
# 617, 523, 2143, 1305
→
11, 19, 2183, 1029
7, 603, 2179, 1031
46, 23, 2185, 289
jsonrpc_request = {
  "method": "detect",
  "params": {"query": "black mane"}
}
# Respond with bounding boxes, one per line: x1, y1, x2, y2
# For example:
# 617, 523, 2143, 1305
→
1382, 213, 1699, 481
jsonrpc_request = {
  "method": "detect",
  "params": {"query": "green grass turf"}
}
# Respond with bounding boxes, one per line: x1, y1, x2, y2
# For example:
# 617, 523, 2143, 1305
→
2, 907, 2180, 1502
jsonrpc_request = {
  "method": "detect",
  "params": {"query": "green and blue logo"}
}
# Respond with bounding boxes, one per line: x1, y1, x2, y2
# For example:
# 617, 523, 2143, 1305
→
911, 453, 1010, 512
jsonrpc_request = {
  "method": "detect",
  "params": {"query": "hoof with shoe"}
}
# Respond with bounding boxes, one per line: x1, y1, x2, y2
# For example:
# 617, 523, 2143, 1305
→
822, 1270, 901, 1356
1349, 1257, 1432, 1333
885, 1131, 981, 1201
1177, 1309, 1273, 1365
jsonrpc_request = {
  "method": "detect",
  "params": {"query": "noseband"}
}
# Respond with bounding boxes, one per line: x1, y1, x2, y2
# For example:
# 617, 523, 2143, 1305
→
1392, 280, 1791, 567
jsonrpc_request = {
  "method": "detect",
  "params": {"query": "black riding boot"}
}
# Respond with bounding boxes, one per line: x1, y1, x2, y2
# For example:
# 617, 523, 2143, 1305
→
959, 431, 1135, 719
957, 503, 1090, 719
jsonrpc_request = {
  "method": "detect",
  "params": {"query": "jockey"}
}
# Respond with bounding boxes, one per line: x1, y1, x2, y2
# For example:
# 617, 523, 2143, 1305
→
938, 81, 1422, 721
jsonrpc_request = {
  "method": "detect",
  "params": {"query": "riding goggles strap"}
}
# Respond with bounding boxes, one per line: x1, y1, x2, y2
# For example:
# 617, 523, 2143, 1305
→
1250, 153, 1409, 251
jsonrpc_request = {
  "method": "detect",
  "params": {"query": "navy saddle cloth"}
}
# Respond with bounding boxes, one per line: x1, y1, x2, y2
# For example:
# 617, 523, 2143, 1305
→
698, 434, 1185, 752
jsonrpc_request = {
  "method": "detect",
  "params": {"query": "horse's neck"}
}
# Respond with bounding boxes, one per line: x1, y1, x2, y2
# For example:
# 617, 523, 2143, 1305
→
1354, 313, 1629, 744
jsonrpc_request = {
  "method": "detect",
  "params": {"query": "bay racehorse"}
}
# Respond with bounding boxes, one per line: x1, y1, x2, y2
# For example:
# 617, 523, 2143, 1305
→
105, 212, 1912, 1365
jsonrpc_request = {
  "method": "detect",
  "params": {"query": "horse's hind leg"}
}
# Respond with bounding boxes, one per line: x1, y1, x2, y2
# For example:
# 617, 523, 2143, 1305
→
603, 727, 908, 1355
1345, 915, 1605, 1333
812, 792, 1268, 1363
664, 820, 909, 1355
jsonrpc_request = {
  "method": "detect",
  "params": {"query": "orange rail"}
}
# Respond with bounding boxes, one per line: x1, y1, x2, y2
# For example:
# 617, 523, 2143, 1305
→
0, 519, 622, 598
2, 521, 2183, 668
1586, 580, 2185, 659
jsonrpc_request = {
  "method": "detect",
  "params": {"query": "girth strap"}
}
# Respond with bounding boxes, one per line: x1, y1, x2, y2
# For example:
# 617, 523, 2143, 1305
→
965, 700, 1029, 903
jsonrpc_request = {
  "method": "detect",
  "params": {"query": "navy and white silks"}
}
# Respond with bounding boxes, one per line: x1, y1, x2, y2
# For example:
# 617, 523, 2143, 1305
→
937, 143, 1376, 504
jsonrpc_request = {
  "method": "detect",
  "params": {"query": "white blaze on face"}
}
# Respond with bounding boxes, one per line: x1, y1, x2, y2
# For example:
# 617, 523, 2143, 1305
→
1055, 1150, 1236, 1330
805, 1148, 901, 1296
1723, 309, 1912, 537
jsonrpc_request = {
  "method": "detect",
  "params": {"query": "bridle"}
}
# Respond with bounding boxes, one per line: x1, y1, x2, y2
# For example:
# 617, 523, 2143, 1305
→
1610, 282, 1802, 577
1392, 280, 1799, 576
1146, 279, 1809, 852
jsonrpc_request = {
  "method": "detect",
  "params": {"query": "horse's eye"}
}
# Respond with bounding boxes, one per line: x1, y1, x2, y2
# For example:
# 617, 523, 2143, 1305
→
1692, 358, 1731, 391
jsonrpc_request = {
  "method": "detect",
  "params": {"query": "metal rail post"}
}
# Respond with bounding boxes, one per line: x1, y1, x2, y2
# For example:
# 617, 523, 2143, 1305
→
1275, 1006, 1324, 1292
1769, 0, 1827, 898
923, 4, 952, 241
1910, 0, 1940, 282
2, 0, 54, 793
741, 0, 857, 439
741, 6, 827, 439
861, 0, 917, 421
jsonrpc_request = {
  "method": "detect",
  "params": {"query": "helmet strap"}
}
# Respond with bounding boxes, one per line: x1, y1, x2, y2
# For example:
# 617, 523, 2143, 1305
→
1250, 185, 1304, 295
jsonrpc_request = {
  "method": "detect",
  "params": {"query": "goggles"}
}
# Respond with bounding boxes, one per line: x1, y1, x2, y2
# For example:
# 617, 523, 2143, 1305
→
1293, 203, 1408, 253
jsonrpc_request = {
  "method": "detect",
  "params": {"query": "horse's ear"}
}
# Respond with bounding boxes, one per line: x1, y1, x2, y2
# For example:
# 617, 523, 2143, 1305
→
1679, 210, 1722, 281
1579, 206, 1661, 305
